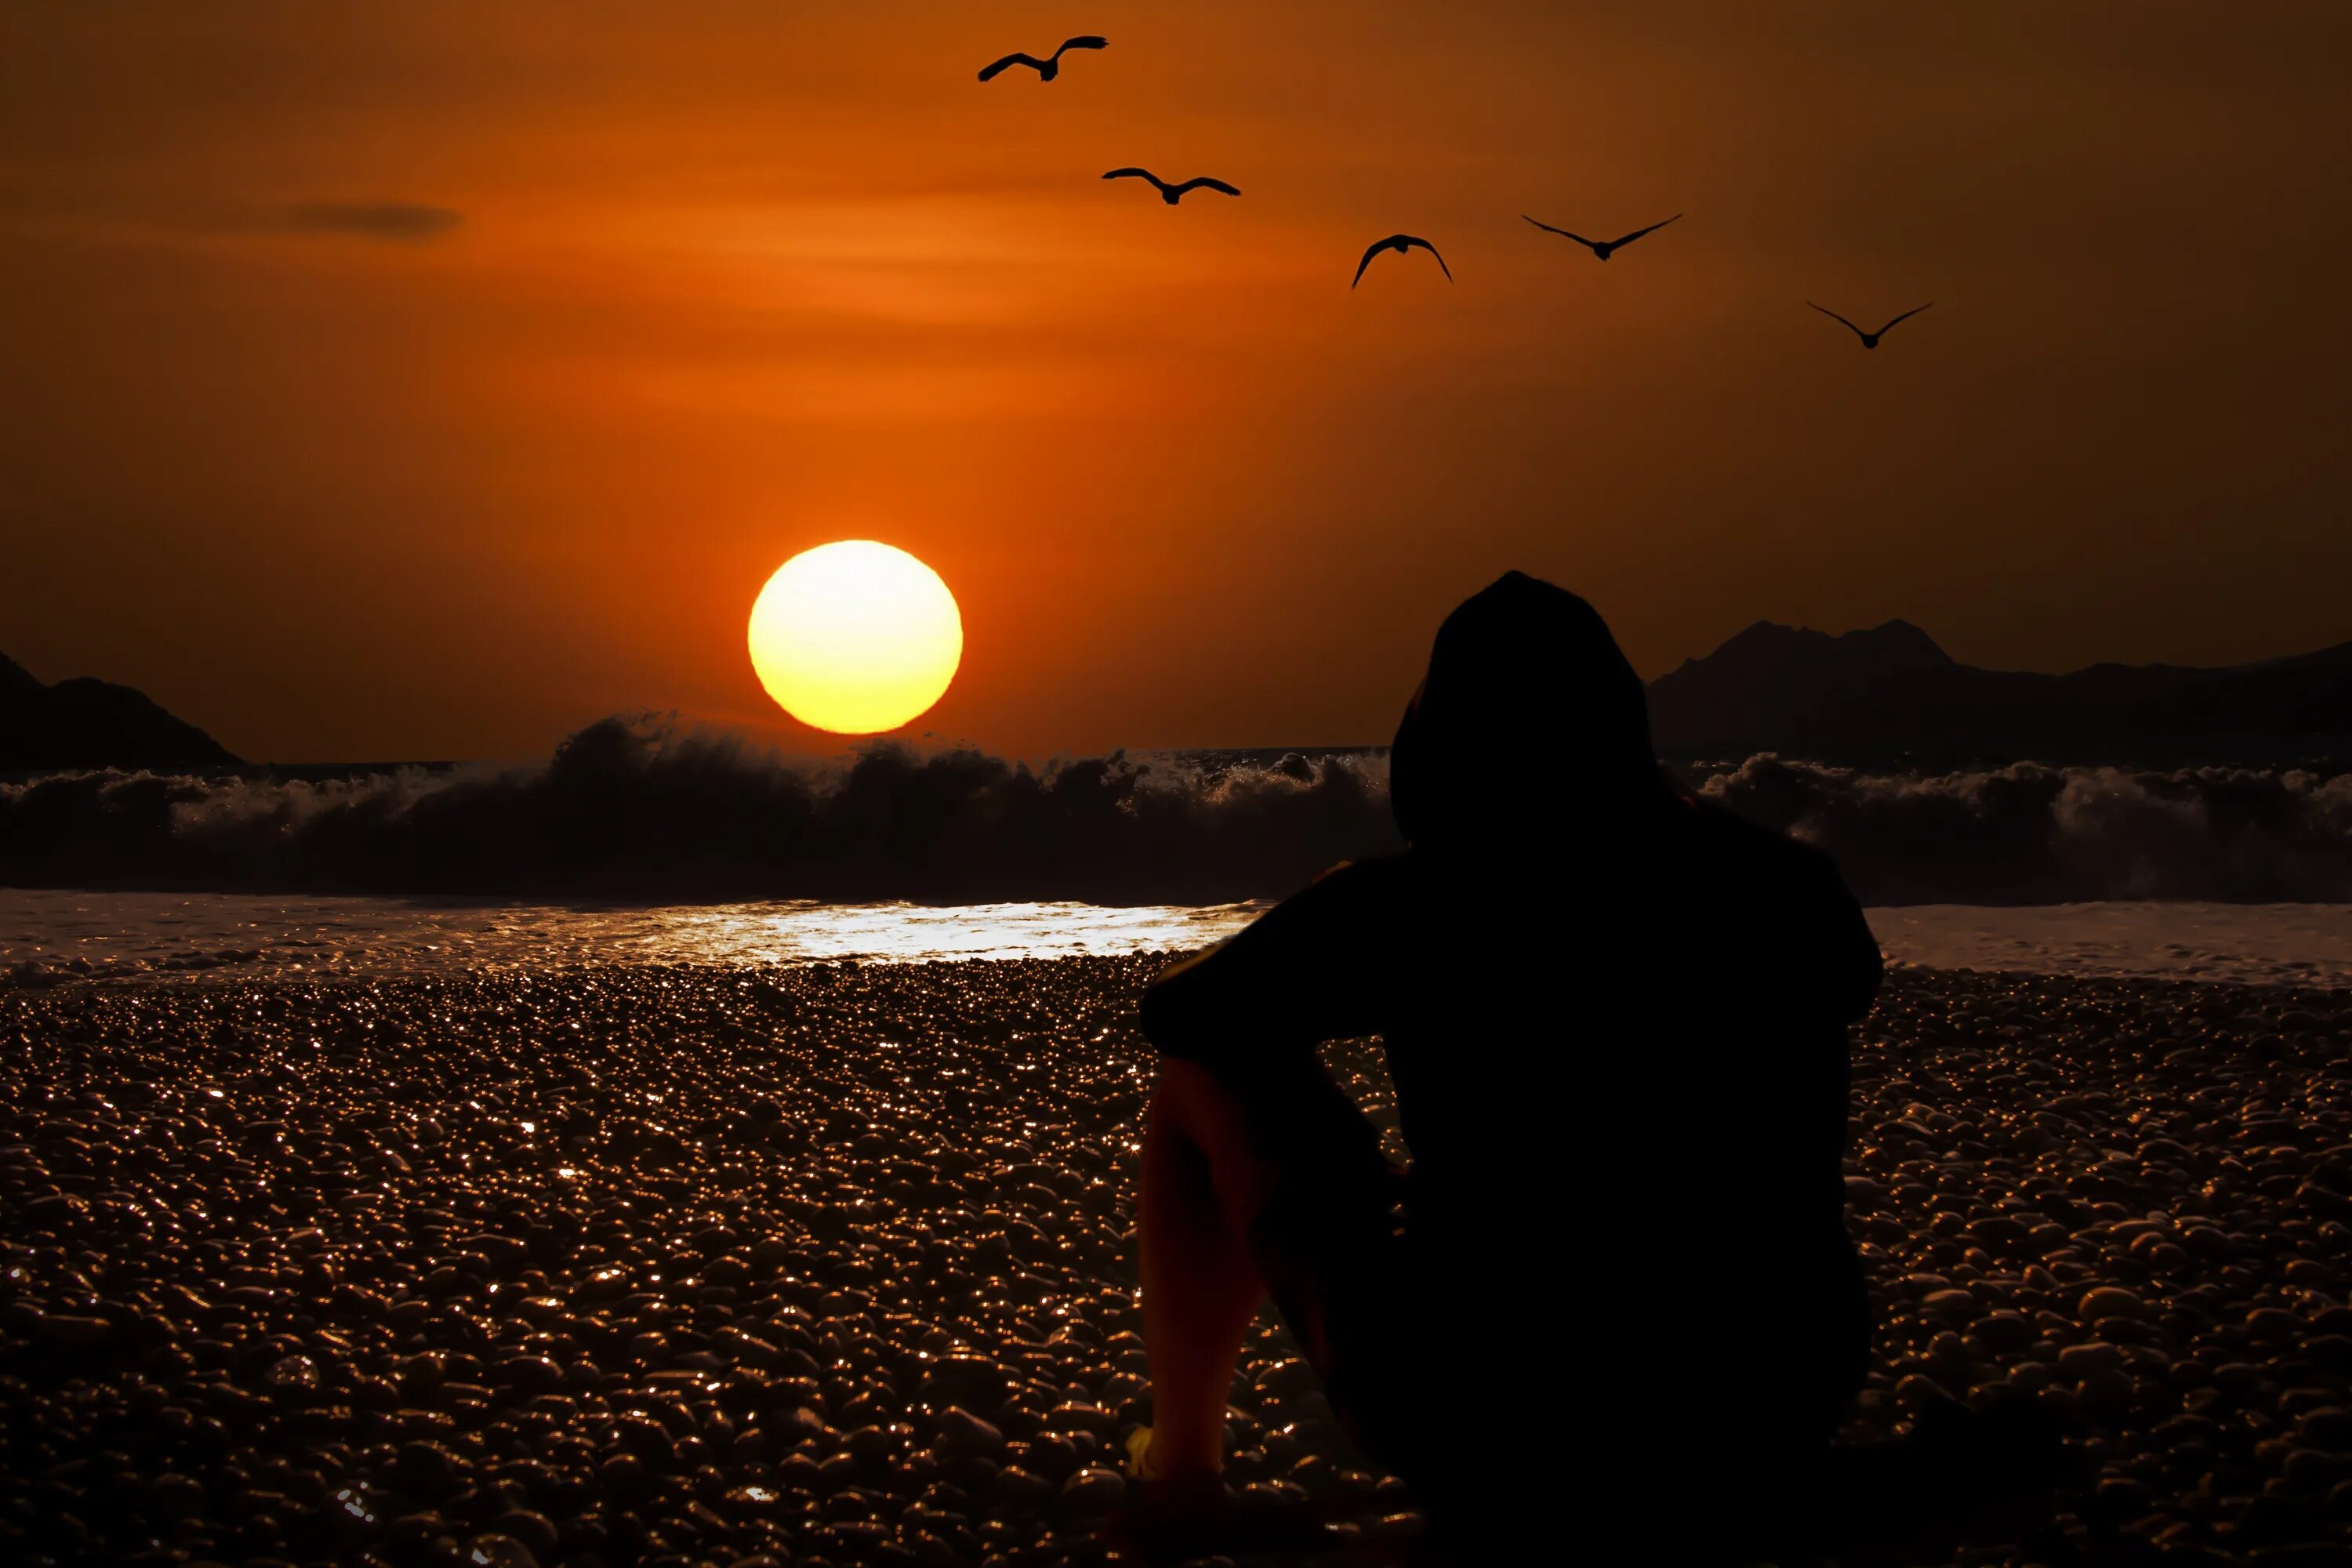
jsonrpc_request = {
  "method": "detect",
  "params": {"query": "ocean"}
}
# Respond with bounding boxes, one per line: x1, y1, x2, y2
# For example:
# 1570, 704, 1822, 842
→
7, 732, 2350, 990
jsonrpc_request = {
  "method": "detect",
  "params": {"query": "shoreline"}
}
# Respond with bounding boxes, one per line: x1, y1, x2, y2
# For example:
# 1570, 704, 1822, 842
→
7, 891, 2350, 993
9, 955, 2352, 1010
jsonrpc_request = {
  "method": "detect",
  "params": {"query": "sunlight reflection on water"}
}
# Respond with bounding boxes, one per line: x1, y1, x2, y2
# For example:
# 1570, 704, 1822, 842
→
0, 891, 1268, 982
3, 891, 2347, 989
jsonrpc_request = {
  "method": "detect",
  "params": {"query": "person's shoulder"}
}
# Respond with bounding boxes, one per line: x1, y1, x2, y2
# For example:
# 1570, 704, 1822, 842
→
1287, 851, 1420, 910
1682, 798, 1853, 899
1676, 801, 1878, 1007
1261, 851, 1442, 953
1214, 853, 1414, 954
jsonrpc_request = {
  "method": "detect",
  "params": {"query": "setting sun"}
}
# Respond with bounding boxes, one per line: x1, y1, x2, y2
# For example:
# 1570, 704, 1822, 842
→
747, 541, 963, 735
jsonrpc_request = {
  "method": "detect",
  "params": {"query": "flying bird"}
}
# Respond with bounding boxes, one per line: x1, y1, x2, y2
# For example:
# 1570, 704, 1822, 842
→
1808, 301, 1933, 349
977, 35, 1108, 82
1352, 234, 1452, 289
1522, 212, 1682, 260
1102, 169, 1240, 205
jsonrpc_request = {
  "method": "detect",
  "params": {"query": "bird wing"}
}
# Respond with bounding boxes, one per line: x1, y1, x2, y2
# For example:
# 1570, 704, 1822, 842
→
1406, 236, 1453, 280
978, 53, 1042, 82
1523, 215, 1597, 246
1352, 238, 1391, 289
1606, 212, 1682, 249
1054, 35, 1109, 56
1103, 168, 1156, 183
1175, 177, 1240, 197
1808, 301, 1867, 339
1877, 303, 1934, 335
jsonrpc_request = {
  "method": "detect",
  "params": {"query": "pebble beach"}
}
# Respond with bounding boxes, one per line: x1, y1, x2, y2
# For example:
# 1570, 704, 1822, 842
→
5, 958, 2352, 1567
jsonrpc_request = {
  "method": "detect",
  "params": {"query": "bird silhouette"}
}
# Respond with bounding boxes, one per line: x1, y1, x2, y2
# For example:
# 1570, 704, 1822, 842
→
1522, 212, 1682, 260
1102, 169, 1240, 205
1808, 301, 1933, 349
977, 36, 1108, 82
1352, 234, 1452, 289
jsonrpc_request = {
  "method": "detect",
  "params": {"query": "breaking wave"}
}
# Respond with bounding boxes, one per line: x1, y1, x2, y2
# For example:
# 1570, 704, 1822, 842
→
1691, 754, 2352, 903
4, 717, 2350, 904
0, 716, 1393, 905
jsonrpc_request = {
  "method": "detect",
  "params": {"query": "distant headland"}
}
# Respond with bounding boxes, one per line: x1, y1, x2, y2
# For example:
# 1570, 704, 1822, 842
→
1647, 620, 2352, 760
0, 653, 240, 771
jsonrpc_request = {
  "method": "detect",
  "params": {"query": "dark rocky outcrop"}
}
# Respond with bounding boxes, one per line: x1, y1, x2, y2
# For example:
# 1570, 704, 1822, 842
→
1649, 621, 2352, 757
0, 653, 240, 770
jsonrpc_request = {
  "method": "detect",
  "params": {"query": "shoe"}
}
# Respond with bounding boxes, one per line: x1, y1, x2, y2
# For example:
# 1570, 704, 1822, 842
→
1123, 1425, 1160, 1482
1106, 1428, 1242, 1563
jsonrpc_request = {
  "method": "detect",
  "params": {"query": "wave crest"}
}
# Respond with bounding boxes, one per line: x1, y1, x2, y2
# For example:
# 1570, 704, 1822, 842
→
2, 715, 1395, 903
6, 718, 2351, 903
1693, 754, 2352, 902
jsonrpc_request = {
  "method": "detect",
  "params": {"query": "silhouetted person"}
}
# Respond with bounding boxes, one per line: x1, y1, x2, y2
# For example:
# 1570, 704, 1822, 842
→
1809, 300, 1933, 348
1103, 169, 1241, 204
1523, 212, 1682, 260
976, 35, 1107, 83
1129, 571, 1882, 1552
1352, 234, 1451, 288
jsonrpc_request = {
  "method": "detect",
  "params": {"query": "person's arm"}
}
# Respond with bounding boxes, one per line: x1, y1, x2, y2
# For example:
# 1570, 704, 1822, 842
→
1740, 837, 1883, 1030
1823, 862, 1884, 1027
1780, 848, 1882, 1027
1140, 857, 1402, 1073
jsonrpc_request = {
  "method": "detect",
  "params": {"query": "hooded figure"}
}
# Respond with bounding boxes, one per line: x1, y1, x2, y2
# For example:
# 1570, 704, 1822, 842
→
1131, 573, 1884, 1547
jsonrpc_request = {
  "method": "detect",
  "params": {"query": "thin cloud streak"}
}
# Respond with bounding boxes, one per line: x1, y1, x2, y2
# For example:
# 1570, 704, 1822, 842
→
256, 202, 463, 241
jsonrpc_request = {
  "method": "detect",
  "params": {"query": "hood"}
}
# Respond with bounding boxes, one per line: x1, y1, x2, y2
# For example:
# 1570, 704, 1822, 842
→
1389, 571, 1663, 848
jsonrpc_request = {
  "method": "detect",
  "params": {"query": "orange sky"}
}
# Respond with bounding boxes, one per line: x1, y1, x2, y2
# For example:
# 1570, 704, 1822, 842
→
4, 2, 2348, 762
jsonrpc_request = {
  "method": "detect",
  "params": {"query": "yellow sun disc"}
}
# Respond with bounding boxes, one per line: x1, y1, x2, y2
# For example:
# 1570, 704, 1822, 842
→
747, 541, 963, 735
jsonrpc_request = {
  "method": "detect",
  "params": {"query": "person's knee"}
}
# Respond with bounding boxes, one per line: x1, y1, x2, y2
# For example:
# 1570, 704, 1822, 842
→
1155, 1054, 1220, 1099
1152, 1056, 1240, 1138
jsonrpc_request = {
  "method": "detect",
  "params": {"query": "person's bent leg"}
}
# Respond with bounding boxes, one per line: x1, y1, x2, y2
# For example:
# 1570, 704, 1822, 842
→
1138, 1058, 1269, 1478
1138, 1055, 1401, 1481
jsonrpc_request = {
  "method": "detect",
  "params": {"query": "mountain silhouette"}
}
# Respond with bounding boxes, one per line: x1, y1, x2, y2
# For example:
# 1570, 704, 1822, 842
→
1648, 620, 2352, 757
1, 652, 241, 770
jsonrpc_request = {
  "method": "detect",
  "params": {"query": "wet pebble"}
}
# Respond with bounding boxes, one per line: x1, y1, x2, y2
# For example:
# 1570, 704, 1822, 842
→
1841, 969, 2352, 1563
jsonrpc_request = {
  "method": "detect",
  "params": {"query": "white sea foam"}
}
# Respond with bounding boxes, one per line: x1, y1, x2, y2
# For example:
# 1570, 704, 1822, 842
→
1867, 902, 2352, 989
